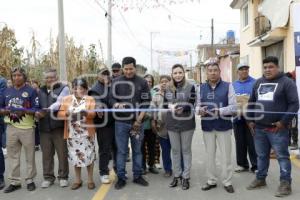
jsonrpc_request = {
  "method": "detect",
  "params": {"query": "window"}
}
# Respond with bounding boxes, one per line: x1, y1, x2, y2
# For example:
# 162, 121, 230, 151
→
264, 41, 284, 71
242, 3, 249, 28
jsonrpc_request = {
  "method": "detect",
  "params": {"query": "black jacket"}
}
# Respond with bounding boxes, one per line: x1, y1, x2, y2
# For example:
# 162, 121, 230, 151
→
109, 75, 151, 123
38, 83, 67, 132
248, 72, 299, 128
88, 81, 114, 127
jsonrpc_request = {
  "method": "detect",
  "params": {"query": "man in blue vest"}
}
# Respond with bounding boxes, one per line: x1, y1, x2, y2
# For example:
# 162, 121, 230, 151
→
232, 63, 257, 173
198, 62, 237, 193
35, 69, 70, 188
246, 56, 299, 197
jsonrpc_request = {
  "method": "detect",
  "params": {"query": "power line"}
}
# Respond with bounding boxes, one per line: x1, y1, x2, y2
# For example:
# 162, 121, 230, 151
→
118, 9, 152, 52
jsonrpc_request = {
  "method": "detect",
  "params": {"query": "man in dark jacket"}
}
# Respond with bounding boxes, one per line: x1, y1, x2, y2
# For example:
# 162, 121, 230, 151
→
0, 75, 6, 190
88, 67, 115, 184
35, 69, 69, 188
246, 56, 299, 197
110, 57, 151, 190
111, 63, 122, 79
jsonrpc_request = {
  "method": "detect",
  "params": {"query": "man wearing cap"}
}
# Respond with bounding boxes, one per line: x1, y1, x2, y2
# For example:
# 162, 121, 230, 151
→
89, 67, 116, 184
111, 63, 122, 79
232, 63, 257, 173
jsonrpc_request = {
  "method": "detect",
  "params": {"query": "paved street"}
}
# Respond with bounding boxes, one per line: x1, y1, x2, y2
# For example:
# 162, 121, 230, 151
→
1, 117, 300, 200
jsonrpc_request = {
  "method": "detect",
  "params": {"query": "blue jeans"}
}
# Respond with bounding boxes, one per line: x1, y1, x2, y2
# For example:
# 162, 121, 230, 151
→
115, 121, 144, 180
254, 128, 291, 183
0, 117, 5, 181
159, 137, 172, 173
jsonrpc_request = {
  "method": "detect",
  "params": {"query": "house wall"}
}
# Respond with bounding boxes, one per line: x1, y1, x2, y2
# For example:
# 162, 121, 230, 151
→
238, 0, 299, 77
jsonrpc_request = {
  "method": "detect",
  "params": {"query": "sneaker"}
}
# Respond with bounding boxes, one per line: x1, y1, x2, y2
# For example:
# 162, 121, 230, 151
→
100, 175, 110, 184
246, 179, 266, 190
115, 179, 126, 190
4, 184, 21, 193
234, 166, 249, 173
290, 143, 298, 150
275, 181, 292, 197
155, 163, 162, 169
133, 176, 149, 187
41, 180, 54, 188
27, 182, 36, 191
59, 180, 69, 187
2, 148, 7, 157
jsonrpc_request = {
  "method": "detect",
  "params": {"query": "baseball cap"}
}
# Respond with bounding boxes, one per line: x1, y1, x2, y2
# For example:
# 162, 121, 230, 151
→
237, 63, 249, 70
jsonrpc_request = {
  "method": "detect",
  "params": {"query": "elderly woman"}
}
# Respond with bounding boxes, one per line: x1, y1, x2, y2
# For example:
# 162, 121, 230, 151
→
151, 75, 173, 177
58, 78, 96, 190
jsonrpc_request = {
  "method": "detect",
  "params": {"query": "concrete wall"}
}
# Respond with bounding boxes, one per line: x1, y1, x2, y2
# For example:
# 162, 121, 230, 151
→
239, 0, 263, 78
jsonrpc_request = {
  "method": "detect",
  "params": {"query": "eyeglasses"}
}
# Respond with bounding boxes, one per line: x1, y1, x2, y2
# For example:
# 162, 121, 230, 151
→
112, 69, 120, 73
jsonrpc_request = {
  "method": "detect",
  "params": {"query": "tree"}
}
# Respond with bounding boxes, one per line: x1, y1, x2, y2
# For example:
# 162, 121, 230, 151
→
0, 26, 24, 78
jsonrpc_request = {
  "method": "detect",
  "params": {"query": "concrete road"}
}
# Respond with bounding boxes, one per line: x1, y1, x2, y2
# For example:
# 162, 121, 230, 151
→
1, 117, 300, 200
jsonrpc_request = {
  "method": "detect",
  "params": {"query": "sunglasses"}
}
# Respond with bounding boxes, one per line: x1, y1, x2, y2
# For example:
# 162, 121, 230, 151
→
112, 69, 120, 73
101, 71, 110, 76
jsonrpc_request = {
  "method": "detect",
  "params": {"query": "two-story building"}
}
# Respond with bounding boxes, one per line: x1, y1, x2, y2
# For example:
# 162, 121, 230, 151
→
230, 0, 299, 78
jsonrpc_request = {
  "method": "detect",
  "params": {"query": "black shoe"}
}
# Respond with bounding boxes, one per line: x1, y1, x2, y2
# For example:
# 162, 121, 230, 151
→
148, 166, 159, 174
35, 145, 40, 151
169, 177, 181, 188
201, 183, 217, 191
0, 180, 5, 190
27, 182, 36, 191
182, 178, 190, 190
224, 185, 235, 193
113, 166, 117, 174
4, 184, 21, 193
114, 179, 126, 190
133, 176, 149, 187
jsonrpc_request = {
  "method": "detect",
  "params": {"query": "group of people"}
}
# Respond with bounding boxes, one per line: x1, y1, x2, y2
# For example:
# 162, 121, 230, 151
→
0, 55, 298, 198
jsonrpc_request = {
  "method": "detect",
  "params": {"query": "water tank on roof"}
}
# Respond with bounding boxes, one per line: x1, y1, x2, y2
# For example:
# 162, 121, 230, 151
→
227, 30, 235, 44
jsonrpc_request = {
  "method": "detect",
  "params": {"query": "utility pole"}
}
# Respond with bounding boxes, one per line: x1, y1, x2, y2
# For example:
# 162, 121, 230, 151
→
150, 32, 159, 70
107, 0, 112, 69
57, 0, 67, 81
211, 18, 214, 57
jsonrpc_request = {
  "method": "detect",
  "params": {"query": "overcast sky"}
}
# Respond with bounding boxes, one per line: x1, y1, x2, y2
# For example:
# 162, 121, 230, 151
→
0, 0, 240, 73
